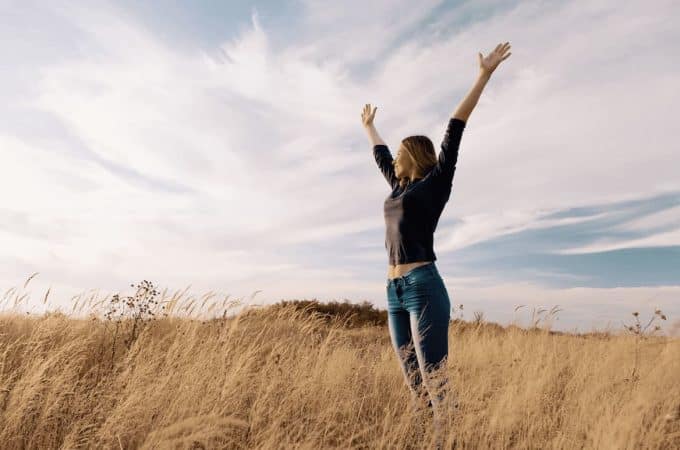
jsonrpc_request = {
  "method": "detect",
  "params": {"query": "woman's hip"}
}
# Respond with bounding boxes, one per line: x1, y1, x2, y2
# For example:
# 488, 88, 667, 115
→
386, 263, 450, 314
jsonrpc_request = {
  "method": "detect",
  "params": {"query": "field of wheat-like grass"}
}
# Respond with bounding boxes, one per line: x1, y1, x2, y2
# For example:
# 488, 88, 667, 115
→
0, 281, 678, 449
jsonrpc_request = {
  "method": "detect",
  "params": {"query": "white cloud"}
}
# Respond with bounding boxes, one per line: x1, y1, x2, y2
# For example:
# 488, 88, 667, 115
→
553, 228, 680, 255
0, 0, 679, 317
291, 0, 445, 67
615, 205, 680, 233
437, 208, 613, 252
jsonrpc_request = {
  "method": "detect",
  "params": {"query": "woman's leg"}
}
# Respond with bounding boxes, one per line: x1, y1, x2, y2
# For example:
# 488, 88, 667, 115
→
409, 303, 450, 439
401, 266, 452, 442
386, 279, 428, 411
409, 301, 450, 405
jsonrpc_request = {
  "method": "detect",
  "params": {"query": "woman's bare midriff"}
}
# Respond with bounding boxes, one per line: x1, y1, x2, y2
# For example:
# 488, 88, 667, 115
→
387, 261, 432, 280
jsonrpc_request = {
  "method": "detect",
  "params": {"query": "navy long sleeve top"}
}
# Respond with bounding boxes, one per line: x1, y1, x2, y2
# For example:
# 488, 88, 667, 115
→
373, 117, 466, 265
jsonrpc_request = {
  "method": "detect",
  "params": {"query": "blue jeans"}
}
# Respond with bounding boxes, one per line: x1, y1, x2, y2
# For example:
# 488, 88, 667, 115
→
386, 262, 451, 417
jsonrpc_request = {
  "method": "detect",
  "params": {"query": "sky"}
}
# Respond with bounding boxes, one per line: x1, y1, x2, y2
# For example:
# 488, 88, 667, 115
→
1, 0, 679, 333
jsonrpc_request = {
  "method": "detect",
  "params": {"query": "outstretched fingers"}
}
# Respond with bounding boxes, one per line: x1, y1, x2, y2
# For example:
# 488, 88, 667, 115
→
501, 42, 511, 60
493, 42, 510, 55
361, 103, 378, 125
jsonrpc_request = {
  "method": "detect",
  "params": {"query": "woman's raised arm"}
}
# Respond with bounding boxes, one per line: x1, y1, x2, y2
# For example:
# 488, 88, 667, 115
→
362, 104, 386, 146
362, 104, 399, 189
429, 42, 512, 187
452, 41, 512, 122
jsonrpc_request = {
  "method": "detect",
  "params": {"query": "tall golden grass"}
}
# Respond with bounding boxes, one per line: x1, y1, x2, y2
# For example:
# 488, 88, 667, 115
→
0, 278, 678, 449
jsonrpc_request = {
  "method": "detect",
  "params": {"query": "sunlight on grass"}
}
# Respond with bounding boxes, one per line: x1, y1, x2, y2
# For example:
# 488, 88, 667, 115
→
0, 274, 678, 449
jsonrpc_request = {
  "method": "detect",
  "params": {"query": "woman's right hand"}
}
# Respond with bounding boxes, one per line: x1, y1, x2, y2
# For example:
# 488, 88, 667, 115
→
479, 41, 511, 75
361, 103, 377, 128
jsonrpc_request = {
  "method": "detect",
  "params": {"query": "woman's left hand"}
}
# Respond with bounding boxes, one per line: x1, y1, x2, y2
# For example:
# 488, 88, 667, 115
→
478, 41, 511, 75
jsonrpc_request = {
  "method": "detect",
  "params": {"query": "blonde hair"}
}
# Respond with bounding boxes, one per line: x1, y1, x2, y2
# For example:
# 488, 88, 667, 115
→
398, 135, 437, 188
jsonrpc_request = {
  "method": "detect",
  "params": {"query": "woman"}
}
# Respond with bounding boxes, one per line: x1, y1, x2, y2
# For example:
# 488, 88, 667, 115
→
361, 42, 511, 441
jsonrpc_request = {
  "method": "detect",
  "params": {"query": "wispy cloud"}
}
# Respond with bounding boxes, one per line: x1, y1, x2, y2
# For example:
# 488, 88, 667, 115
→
0, 0, 678, 331
555, 229, 680, 255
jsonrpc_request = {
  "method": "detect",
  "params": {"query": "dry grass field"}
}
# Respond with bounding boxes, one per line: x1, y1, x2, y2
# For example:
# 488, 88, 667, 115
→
0, 280, 679, 449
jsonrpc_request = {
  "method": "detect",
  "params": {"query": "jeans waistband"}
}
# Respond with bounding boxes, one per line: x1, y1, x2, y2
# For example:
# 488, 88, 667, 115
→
387, 262, 436, 285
